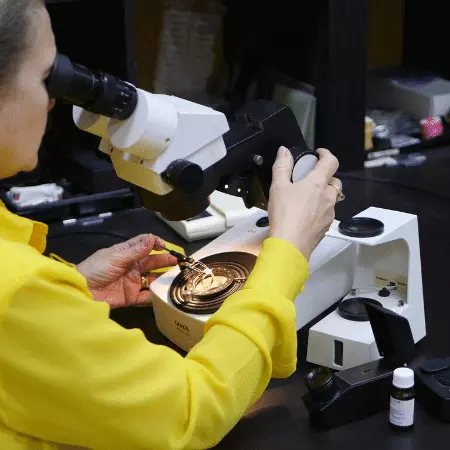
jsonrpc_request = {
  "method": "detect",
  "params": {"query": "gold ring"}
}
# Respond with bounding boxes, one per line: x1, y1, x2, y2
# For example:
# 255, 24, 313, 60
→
141, 274, 151, 290
329, 182, 345, 203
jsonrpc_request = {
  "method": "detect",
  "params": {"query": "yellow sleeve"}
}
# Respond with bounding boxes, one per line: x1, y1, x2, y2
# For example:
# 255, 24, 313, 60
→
0, 238, 308, 450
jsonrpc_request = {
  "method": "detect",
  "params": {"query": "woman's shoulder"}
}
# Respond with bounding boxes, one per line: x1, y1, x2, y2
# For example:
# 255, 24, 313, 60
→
0, 235, 44, 267
0, 237, 90, 299
0, 236, 48, 268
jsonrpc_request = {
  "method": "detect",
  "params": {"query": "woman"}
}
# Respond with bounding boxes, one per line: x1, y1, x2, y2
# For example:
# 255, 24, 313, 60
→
0, 1, 342, 449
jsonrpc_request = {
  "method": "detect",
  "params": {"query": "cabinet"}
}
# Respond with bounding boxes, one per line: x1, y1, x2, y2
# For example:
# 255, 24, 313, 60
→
222, 0, 369, 171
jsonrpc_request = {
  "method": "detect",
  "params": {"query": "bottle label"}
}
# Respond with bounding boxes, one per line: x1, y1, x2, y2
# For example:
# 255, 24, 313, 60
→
390, 396, 414, 427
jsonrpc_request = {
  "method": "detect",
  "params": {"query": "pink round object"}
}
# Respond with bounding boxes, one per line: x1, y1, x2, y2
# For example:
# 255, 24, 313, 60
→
420, 116, 444, 139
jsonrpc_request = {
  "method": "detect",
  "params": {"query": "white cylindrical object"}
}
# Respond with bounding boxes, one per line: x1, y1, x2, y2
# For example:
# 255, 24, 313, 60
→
108, 89, 178, 160
292, 154, 318, 183
393, 368, 414, 389
73, 107, 110, 139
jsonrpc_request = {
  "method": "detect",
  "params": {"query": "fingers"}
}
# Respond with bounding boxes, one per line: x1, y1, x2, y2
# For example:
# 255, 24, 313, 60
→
326, 177, 343, 203
306, 148, 339, 184
130, 234, 165, 251
110, 235, 153, 268
112, 234, 166, 261
113, 234, 153, 253
153, 236, 166, 250
135, 290, 153, 305
272, 146, 294, 185
139, 253, 178, 273
329, 177, 342, 191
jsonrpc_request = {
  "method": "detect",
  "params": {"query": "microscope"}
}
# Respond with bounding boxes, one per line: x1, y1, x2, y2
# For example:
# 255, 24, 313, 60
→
46, 54, 319, 222
46, 55, 426, 366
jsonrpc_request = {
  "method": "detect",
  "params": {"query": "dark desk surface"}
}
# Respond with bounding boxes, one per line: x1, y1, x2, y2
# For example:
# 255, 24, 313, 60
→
46, 147, 450, 449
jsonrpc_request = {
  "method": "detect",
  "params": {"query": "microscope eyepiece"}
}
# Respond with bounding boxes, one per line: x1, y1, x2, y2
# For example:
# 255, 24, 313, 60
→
46, 54, 138, 120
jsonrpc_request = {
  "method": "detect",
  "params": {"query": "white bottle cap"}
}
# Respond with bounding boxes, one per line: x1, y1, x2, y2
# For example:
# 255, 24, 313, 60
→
393, 367, 414, 389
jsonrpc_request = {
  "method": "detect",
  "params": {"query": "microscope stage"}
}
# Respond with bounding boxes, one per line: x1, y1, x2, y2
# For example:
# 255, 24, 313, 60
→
169, 252, 256, 315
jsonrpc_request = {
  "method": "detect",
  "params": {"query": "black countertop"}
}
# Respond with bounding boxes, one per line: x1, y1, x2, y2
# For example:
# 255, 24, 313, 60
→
45, 147, 450, 449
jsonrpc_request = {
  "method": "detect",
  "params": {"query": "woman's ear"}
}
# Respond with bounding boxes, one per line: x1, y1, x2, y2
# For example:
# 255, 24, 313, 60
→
48, 98, 55, 112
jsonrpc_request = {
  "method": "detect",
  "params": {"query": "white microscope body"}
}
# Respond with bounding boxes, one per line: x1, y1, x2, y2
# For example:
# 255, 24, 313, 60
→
70, 83, 426, 370
307, 207, 426, 370
73, 89, 229, 197
46, 55, 426, 370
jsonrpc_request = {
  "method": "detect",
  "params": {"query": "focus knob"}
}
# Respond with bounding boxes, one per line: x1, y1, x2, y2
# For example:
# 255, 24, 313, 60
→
292, 151, 319, 183
162, 159, 204, 194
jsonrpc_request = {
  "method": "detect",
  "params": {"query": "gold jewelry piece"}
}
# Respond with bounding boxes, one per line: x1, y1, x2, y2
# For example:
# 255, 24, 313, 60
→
329, 182, 345, 203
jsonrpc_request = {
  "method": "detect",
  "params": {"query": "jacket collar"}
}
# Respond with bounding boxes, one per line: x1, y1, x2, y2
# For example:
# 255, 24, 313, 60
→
0, 200, 48, 253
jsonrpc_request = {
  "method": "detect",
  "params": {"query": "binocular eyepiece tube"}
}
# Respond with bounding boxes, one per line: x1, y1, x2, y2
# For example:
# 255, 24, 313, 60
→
46, 53, 138, 120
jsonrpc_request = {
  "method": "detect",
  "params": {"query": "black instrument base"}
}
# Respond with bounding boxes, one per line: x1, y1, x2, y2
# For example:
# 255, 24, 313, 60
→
303, 360, 393, 429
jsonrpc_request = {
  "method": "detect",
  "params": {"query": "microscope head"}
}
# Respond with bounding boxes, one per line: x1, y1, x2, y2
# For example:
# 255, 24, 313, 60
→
46, 54, 314, 221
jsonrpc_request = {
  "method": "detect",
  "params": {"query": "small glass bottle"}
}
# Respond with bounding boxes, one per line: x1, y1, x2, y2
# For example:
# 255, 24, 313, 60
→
389, 367, 415, 431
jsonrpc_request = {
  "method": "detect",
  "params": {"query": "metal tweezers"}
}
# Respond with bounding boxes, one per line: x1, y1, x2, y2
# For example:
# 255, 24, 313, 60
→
164, 247, 215, 283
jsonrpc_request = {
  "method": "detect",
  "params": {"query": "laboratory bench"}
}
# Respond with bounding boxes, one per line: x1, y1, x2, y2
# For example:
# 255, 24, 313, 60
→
45, 146, 450, 449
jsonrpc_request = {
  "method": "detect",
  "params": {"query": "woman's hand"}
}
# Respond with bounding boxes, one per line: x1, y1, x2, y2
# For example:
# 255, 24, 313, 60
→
76, 234, 177, 309
268, 146, 341, 260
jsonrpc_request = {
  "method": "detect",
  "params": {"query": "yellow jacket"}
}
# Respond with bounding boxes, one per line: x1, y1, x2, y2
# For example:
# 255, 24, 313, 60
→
0, 200, 309, 450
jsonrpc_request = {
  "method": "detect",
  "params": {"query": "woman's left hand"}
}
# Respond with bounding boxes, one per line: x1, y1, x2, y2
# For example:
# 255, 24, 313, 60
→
76, 234, 177, 309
